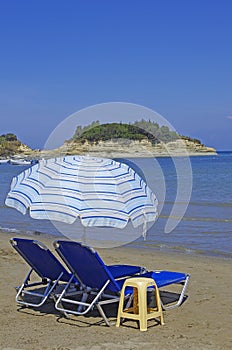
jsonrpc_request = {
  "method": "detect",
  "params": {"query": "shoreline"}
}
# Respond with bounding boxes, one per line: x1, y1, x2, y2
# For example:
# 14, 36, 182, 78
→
128, 241, 232, 261
32, 150, 218, 160
0, 229, 231, 349
1, 227, 231, 261
0, 151, 218, 163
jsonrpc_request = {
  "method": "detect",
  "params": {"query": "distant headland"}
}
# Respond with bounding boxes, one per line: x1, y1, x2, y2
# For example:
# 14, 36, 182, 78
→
0, 120, 217, 159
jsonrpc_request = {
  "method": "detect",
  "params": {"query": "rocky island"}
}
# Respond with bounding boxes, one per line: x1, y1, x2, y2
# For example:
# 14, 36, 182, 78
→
0, 121, 216, 160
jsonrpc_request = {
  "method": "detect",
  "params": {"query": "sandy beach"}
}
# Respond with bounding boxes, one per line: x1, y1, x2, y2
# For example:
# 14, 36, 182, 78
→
0, 230, 231, 350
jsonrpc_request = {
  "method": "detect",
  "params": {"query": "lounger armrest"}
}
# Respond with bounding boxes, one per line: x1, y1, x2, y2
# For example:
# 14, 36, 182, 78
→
107, 265, 145, 279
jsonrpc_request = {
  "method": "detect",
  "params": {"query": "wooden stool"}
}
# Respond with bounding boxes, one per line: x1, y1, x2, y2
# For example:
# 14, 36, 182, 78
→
116, 277, 164, 331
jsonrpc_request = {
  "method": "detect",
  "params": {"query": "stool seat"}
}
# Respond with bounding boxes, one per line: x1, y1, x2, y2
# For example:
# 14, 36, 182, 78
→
116, 277, 164, 331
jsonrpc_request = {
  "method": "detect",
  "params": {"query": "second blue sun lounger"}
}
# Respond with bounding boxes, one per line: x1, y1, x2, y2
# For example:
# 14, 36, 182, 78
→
53, 240, 190, 326
10, 237, 79, 308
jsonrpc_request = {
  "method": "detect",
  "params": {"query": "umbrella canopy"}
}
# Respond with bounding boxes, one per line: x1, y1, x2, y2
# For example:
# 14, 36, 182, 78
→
5, 155, 158, 238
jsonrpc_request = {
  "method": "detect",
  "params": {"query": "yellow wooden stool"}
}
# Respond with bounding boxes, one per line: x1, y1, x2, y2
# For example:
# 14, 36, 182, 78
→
116, 277, 164, 331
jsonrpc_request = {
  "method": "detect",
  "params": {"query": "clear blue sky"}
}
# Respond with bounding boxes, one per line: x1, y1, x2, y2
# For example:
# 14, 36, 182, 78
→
0, 0, 231, 150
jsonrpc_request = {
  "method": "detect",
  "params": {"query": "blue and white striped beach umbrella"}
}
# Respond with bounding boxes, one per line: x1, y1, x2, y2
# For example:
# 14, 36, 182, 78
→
5, 155, 158, 238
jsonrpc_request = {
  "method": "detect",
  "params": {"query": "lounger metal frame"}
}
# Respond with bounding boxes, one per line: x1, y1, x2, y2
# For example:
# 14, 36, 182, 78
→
15, 267, 66, 308
54, 240, 145, 326
148, 272, 191, 310
53, 240, 190, 326
10, 237, 79, 308
162, 276, 190, 310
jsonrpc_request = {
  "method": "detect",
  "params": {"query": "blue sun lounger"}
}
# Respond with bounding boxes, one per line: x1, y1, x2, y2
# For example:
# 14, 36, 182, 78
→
10, 237, 79, 308
53, 240, 190, 326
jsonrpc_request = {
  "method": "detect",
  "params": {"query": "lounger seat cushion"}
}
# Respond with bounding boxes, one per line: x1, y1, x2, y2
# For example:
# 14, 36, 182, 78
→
143, 271, 188, 288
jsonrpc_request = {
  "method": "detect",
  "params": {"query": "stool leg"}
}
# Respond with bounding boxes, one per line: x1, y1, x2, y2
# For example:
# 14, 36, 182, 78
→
138, 285, 148, 332
133, 287, 139, 314
116, 285, 125, 327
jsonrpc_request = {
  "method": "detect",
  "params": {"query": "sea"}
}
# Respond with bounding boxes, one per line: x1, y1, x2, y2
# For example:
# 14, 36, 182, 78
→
0, 152, 232, 259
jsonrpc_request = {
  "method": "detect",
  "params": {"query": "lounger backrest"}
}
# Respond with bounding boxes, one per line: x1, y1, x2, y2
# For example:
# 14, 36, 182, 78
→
54, 240, 121, 293
10, 237, 72, 282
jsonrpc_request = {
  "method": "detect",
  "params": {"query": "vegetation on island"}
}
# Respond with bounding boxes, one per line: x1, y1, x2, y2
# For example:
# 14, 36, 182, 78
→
69, 119, 186, 145
0, 133, 23, 157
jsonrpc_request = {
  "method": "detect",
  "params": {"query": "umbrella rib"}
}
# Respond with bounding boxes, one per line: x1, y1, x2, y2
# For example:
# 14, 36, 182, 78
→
9, 190, 33, 203
6, 196, 28, 210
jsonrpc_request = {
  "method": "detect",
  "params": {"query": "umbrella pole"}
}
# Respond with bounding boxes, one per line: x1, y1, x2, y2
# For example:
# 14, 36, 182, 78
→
82, 227, 87, 245
142, 210, 147, 240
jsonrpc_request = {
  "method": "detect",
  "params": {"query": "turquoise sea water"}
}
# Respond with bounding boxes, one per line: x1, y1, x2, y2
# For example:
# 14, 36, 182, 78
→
0, 152, 231, 258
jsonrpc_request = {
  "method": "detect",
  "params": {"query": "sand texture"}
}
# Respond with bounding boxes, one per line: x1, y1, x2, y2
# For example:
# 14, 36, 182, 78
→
0, 231, 231, 350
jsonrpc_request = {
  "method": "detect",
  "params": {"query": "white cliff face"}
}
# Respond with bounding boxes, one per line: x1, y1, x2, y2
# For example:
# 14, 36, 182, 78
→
48, 138, 216, 158
12, 138, 216, 159
18, 143, 33, 153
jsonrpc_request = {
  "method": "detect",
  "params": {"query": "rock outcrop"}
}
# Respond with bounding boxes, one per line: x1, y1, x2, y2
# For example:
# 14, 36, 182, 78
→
1, 134, 217, 160
38, 138, 216, 159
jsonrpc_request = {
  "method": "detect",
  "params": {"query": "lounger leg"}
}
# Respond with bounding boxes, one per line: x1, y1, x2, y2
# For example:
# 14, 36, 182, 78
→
96, 304, 111, 327
15, 268, 33, 305
77, 292, 88, 312
161, 275, 190, 310
16, 271, 65, 308
55, 275, 76, 314
56, 279, 111, 322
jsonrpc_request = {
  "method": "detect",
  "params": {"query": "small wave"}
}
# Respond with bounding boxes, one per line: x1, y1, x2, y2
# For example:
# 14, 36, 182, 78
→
163, 201, 232, 207
195, 249, 232, 260
0, 226, 51, 237
159, 215, 232, 223
128, 241, 232, 259
129, 241, 197, 254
